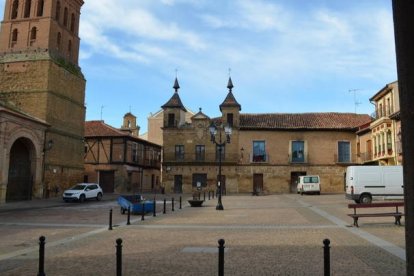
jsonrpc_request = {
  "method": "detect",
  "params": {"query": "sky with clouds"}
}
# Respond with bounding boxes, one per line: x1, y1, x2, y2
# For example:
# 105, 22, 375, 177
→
0, 0, 397, 133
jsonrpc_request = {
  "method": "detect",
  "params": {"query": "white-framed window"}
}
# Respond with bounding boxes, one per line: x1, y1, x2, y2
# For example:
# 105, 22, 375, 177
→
338, 141, 351, 163
290, 140, 306, 163
252, 140, 266, 162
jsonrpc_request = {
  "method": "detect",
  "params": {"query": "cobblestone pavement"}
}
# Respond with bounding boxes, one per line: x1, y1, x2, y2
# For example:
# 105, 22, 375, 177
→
0, 193, 407, 275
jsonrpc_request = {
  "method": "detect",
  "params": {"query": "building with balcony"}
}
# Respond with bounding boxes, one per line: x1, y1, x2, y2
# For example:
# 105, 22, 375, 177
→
369, 81, 401, 165
84, 114, 161, 194
161, 78, 371, 194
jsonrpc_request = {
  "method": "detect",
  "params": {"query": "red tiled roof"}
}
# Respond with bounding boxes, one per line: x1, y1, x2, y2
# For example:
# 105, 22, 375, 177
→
84, 120, 126, 137
240, 113, 372, 130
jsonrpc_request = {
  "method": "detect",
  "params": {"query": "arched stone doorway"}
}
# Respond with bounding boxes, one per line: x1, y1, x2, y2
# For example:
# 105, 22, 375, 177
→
6, 138, 35, 201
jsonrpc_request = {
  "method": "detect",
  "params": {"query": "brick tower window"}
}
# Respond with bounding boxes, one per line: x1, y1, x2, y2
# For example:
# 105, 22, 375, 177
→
24, 0, 32, 18
11, 29, 18, 47
11, 0, 19, 19
37, 0, 44, 16
63, 7, 68, 26
57, 32, 61, 50
30, 27, 37, 46
55, 1, 61, 20
70, 13, 75, 32
68, 40, 72, 57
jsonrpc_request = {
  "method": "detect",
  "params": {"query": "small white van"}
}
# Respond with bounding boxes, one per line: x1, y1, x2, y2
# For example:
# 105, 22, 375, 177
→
345, 165, 404, 204
297, 175, 320, 195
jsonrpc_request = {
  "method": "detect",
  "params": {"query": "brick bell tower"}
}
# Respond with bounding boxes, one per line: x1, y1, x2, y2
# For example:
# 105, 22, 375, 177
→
0, 0, 86, 196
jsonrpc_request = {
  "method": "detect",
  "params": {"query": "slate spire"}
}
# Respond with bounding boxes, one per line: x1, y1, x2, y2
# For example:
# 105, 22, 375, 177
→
220, 77, 241, 111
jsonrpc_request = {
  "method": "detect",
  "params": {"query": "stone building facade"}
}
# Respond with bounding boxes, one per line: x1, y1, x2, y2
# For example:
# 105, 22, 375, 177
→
0, 0, 86, 201
161, 78, 372, 194
84, 116, 162, 194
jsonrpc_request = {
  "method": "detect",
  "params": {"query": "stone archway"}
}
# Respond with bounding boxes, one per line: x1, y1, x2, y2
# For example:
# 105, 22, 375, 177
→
6, 138, 35, 201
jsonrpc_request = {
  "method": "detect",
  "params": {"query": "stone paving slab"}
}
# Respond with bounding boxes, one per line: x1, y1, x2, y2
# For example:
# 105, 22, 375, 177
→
0, 194, 407, 275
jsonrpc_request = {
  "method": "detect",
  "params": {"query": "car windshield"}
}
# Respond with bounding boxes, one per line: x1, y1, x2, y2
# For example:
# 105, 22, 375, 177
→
71, 184, 86, 190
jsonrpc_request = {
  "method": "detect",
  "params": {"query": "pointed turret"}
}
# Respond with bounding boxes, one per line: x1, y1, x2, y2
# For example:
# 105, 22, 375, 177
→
220, 77, 241, 112
161, 78, 187, 112
161, 77, 187, 128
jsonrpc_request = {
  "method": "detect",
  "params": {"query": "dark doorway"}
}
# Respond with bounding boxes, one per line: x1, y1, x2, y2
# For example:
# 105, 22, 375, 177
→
253, 173, 263, 195
290, 171, 306, 193
174, 175, 183, 193
99, 170, 115, 193
216, 175, 226, 195
7, 139, 33, 201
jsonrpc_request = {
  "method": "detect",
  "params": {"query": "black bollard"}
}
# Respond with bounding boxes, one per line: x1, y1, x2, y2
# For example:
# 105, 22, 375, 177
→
218, 239, 225, 276
37, 236, 46, 276
179, 196, 182, 209
213, 190, 215, 199
116, 238, 122, 276
109, 209, 113, 230
141, 202, 145, 221
127, 206, 131, 225
203, 191, 206, 201
208, 191, 211, 200
172, 197, 175, 212
323, 239, 330, 276
153, 199, 157, 217
163, 198, 166, 214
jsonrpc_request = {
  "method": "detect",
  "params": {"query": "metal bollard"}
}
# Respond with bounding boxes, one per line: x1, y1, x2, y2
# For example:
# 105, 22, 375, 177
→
163, 198, 166, 214
109, 209, 113, 230
208, 191, 211, 200
203, 191, 206, 201
218, 239, 225, 276
179, 196, 182, 209
172, 197, 175, 212
153, 199, 157, 217
116, 238, 122, 276
323, 239, 330, 276
37, 236, 46, 276
127, 206, 131, 225
213, 190, 215, 199
141, 202, 145, 221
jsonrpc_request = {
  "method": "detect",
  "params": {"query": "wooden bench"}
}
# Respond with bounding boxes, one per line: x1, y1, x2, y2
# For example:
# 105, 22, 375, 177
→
347, 202, 404, 227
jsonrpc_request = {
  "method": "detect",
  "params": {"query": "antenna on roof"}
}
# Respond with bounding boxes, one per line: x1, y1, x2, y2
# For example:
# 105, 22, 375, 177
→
349, 89, 362, 114
100, 105, 104, 120
228, 68, 231, 77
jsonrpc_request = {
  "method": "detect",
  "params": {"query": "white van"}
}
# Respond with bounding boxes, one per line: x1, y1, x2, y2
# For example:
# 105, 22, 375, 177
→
345, 165, 404, 204
297, 175, 320, 195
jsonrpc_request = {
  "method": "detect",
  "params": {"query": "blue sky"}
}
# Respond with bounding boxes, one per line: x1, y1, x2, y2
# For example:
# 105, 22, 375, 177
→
0, 0, 397, 133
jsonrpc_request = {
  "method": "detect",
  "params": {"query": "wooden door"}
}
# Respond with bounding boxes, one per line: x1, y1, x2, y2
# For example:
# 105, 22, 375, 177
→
253, 174, 263, 195
174, 175, 183, 193
99, 171, 115, 193
217, 175, 226, 195
290, 171, 306, 193
7, 139, 32, 201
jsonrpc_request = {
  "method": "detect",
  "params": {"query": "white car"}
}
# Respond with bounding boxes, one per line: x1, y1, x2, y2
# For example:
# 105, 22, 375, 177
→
63, 183, 103, 202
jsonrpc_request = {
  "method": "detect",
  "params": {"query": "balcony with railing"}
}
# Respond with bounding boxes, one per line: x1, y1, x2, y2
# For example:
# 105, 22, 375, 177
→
359, 151, 373, 163
334, 153, 358, 164
288, 153, 308, 164
250, 152, 270, 163
163, 152, 239, 163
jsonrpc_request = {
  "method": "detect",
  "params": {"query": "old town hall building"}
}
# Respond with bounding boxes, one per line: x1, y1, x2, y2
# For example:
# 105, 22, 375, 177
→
0, 0, 85, 202
161, 78, 371, 194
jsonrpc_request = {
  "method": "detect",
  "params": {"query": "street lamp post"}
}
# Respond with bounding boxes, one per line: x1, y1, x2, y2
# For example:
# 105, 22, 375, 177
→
209, 122, 232, 210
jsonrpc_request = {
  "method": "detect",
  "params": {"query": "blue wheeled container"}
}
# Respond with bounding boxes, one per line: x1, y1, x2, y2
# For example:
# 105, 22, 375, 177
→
117, 195, 154, 214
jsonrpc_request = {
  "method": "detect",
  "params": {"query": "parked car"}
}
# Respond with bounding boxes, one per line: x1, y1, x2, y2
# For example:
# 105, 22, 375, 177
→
63, 183, 103, 202
297, 175, 321, 195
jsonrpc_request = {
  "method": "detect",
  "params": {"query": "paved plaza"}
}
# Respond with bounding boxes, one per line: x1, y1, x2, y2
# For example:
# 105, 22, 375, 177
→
0, 194, 407, 275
